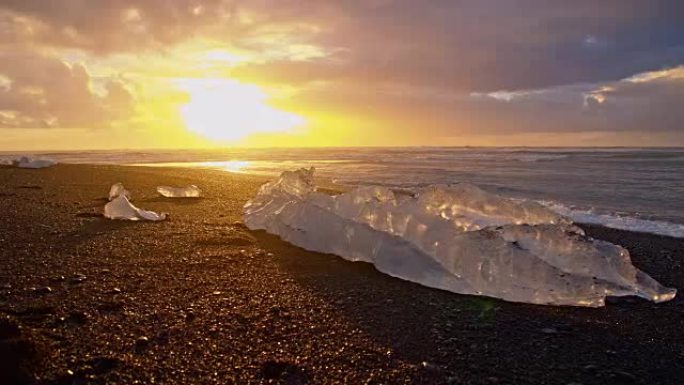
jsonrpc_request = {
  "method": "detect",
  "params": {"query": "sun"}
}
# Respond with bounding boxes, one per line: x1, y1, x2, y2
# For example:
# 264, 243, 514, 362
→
176, 78, 304, 142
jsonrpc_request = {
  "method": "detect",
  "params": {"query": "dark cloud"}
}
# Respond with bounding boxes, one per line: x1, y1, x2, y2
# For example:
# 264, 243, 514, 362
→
231, 0, 684, 91
455, 66, 684, 135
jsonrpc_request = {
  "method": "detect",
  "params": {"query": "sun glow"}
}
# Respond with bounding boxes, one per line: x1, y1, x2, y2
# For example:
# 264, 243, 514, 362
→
176, 78, 304, 142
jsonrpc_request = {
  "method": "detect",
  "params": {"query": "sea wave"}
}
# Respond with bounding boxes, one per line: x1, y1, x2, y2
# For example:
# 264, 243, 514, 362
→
510, 154, 569, 162
540, 201, 684, 238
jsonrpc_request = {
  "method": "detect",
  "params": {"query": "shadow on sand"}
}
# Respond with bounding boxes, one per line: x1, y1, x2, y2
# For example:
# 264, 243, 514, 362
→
141, 196, 205, 205
246, 228, 684, 383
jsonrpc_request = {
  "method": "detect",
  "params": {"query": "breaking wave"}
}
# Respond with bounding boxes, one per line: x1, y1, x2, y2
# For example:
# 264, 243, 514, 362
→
541, 201, 684, 238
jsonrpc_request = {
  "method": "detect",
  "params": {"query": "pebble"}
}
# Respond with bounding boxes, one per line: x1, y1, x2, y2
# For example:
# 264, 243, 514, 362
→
35, 286, 53, 294
64, 311, 89, 325
260, 360, 307, 381
89, 357, 120, 374
70, 274, 87, 284
609, 370, 637, 383
185, 310, 197, 322
420, 361, 441, 373
135, 336, 150, 352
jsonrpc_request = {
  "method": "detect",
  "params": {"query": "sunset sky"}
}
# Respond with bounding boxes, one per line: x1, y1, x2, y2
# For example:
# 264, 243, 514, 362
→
1, 1, 683, 150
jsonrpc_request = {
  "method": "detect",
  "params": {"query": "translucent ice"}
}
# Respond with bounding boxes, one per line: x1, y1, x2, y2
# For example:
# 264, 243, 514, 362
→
108, 183, 130, 201
104, 194, 167, 221
244, 168, 676, 307
156, 185, 202, 198
14, 156, 56, 169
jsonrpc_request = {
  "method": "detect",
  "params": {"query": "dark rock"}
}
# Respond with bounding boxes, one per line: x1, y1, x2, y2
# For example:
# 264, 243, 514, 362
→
260, 360, 309, 384
97, 301, 125, 312
34, 286, 53, 295
609, 370, 637, 383
0, 317, 47, 385
88, 356, 120, 374
185, 311, 196, 322
70, 274, 87, 284
135, 336, 150, 352
420, 361, 441, 373
65, 311, 89, 325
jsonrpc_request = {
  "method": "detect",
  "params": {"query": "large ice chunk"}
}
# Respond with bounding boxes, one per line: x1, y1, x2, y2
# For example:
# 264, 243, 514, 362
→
156, 185, 202, 198
104, 193, 167, 221
244, 168, 676, 307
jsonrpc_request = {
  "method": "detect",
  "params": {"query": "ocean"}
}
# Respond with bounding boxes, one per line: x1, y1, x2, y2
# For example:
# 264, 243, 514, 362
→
3, 147, 683, 238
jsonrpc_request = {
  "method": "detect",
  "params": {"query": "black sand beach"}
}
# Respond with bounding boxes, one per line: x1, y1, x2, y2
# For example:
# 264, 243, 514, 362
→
1, 164, 682, 384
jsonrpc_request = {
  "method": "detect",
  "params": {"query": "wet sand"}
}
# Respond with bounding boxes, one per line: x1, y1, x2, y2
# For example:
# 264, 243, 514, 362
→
0, 164, 682, 385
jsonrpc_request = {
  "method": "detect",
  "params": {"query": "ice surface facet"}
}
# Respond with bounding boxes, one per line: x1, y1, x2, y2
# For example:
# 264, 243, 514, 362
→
108, 183, 130, 201
243, 168, 676, 307
156, 185, 202, 198
104, 193, 167, 221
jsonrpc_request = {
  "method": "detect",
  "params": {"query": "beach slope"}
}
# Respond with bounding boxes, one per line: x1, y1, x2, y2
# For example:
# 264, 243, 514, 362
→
0, 164, 682, 384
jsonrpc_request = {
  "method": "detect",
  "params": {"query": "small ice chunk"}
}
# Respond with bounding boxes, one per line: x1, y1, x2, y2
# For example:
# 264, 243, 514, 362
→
156, 185, 202, 198
243, 168, 676, 307
108, 183, 130, 201
15, 156, 56, 169
104, 195, 167, 221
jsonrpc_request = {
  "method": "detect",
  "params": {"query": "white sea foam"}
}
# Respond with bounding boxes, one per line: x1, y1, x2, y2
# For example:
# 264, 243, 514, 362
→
511, 154, 569, 162
542, 201, 684, 238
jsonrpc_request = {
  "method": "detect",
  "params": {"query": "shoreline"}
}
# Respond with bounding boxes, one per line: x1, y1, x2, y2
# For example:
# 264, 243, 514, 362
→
1, 164, 682, 384
4, 157, 684, 239
84, 161, 684, 240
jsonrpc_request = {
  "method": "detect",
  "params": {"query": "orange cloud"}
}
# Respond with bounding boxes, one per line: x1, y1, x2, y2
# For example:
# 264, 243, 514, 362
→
0, 50, 134, 128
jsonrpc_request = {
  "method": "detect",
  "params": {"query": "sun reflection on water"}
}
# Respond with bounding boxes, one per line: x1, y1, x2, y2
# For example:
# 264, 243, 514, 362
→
132, 160, 253, 173
201, 160, 252, 173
